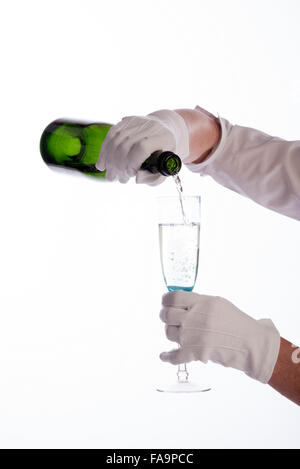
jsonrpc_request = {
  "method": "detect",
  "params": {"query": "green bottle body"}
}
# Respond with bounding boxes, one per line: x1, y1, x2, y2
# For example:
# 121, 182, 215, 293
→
40, 119, 182, 179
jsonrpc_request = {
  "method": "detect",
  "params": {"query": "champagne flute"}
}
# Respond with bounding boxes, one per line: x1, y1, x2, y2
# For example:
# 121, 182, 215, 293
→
157, 196, 211, 393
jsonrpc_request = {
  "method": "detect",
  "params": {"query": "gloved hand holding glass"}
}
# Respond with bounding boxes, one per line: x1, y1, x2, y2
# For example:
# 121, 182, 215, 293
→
160, 291, 281, 384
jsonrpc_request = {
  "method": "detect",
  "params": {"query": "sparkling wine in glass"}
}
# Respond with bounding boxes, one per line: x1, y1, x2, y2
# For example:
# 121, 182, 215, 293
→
157, 196, 211, 393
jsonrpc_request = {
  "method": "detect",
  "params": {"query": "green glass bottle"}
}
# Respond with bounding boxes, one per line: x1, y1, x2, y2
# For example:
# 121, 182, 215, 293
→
40, 119, 182, 179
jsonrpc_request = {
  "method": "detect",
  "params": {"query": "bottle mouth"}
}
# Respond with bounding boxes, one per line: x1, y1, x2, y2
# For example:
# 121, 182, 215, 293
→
158, 151, 182, 176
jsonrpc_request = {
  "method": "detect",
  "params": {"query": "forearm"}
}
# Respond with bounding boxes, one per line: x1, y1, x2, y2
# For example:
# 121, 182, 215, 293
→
268, 338, 300, 406
174, 108, 221, 164
176, 106, 300, 220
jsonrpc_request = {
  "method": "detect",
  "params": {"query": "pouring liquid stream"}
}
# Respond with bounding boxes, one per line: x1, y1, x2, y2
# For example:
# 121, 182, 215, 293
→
173, 175, 188, 225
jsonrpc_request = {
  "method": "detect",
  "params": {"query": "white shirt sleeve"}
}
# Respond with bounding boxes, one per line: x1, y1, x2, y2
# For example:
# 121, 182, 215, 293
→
185, 105, 300, 221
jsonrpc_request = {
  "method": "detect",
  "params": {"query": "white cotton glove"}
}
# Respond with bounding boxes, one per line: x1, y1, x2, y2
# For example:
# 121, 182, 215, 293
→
160, 291, 281, 384
95, 110, 190, 185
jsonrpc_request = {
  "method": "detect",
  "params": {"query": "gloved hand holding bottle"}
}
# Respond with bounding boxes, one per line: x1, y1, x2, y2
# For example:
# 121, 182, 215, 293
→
95, 107, 220, 185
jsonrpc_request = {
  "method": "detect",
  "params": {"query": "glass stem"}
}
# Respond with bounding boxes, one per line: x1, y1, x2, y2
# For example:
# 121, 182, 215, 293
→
177, 363, 189, 383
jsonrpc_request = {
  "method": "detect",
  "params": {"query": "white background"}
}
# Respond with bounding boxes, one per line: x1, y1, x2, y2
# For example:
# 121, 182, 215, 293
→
0, 0, 299, 449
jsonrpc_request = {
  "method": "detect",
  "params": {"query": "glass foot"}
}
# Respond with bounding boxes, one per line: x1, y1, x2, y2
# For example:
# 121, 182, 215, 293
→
156, 382, 211, 393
